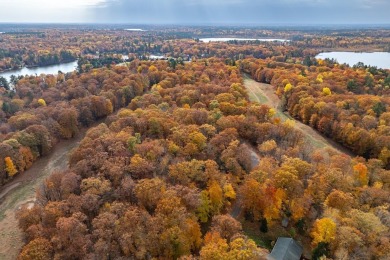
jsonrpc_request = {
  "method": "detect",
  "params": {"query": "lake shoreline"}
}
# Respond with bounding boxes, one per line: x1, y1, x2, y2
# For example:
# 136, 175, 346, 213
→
0, 60, 78, 83
316, 47, 387, 53
0, 59, 77, 74
315, 51, 390, 69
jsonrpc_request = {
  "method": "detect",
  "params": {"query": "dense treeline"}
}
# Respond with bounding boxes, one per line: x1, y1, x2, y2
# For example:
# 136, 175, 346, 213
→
0, 65, 148, 186
240, 58, 390, 168
0, 48, 77, 71
0, 29, 289, 72
16, 60, 271, 259
15, 60, 390, 259
0, 25, 388, 259
1, 26, 390, 72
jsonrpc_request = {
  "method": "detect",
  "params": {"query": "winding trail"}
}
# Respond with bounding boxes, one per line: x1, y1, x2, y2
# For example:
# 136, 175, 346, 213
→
243, 74, 354, 156
0, 131, 87, 260
233, 74, 353, 257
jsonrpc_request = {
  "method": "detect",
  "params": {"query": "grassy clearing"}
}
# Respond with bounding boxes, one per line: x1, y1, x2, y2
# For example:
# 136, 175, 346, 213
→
243, 226, 271, 249
245, 81, 269, 104
243, 75, 351, 155
0, 184, 32, 221
242, 219, 292, 250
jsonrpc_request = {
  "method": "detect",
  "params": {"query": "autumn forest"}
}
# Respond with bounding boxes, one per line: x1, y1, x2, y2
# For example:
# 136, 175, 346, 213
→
0, 25, 389, 260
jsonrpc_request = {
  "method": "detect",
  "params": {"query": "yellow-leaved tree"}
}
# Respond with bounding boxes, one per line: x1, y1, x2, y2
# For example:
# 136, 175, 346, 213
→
316, 74, 324, 83
311, 218, 337, 247
258, 139, 277, 155
37, 98, 47, 106
322, 87, 331, 96
284, 83, 293, 93
208, 180, 223, 214
223, 183, 236, 201
200, 232, 261, 260
5, 157, 18, 177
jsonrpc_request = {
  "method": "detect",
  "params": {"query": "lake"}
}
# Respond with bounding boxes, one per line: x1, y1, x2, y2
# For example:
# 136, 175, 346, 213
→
149, 55, 166, 60
0, 60, 78, 83
125, 29, 146, 32
200, 38, 289, 43
315, 52, 390, 69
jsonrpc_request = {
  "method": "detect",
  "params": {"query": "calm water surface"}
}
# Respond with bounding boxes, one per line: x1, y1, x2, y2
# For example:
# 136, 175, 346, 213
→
149, 55, 166, 59
0, 61, 78, 82
125, 29, 146, 32
316, 52, 390, 69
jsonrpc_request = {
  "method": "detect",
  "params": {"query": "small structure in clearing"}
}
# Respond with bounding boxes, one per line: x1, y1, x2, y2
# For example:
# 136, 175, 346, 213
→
267, 237, 303, 260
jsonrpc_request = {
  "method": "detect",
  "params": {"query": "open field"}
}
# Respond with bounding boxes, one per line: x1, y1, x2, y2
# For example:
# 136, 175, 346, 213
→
243, 74, 354, 156
0, 133, 86, 259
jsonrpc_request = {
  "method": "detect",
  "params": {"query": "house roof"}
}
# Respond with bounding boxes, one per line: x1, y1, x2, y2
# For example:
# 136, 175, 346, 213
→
267, 237, 303, 260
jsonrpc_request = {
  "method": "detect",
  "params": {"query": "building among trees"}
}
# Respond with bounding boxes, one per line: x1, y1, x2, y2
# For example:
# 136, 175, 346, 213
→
267, 237, 303, 260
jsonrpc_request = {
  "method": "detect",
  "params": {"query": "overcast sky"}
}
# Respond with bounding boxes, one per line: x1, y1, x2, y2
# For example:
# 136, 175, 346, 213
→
0, 0, 389, 24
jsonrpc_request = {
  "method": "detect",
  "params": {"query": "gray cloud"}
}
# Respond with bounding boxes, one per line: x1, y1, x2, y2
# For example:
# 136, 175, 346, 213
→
0, 0, 389, 24
88, 0, 390, 24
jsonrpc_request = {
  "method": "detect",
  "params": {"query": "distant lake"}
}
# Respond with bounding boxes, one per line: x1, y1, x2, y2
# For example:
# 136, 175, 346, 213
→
316, 52, 390, 69
0, 61, 78, 83
149, 55, 166, 60
125, 29, 146, 32
200, 38, 289, 43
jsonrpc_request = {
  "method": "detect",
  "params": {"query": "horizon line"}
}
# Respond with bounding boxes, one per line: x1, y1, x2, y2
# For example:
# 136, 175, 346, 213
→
0, 23, 390, 31
1, 22, 390, 26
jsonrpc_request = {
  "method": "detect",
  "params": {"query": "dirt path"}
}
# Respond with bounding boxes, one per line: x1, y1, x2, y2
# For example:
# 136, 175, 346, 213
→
243, 74, 354, 257
0, 130, 88, 260
243, 74, 354, 156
